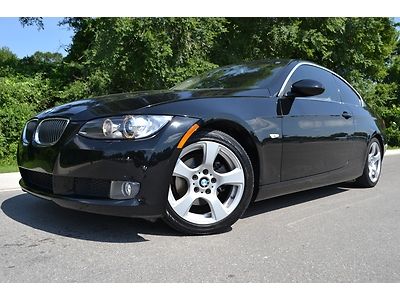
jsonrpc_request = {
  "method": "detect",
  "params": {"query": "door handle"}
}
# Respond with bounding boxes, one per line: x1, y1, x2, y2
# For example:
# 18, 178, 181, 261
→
342, 111, 352, 119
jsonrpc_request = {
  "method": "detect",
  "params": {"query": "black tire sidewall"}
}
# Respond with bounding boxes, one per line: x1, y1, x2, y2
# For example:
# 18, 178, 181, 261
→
164, 130, 254, 235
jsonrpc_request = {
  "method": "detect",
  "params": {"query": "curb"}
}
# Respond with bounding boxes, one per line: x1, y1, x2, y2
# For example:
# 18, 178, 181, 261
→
0, 172, 21, 192
1, 149, 400, 192
385, 149, 400, 156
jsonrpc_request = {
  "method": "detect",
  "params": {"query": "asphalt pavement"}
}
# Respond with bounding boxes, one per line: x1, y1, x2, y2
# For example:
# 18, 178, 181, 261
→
1, 153, 399, 282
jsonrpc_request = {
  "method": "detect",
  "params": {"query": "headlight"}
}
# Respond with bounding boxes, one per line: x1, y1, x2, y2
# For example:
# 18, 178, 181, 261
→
79, 115, 173, 139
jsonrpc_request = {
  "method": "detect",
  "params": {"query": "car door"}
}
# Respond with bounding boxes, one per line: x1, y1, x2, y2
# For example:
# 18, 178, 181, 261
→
279, 64, 356, 181
333, 75, 366, 173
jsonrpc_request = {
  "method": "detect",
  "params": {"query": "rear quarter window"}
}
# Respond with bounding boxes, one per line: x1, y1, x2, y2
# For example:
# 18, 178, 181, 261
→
333, 76, 361, 106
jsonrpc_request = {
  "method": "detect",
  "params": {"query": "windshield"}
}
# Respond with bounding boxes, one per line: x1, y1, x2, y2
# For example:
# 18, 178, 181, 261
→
173, 60, 288, 90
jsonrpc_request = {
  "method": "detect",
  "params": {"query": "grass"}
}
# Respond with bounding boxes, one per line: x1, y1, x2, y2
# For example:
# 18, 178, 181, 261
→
0, 162, 18, 173
388, 146, 400, 150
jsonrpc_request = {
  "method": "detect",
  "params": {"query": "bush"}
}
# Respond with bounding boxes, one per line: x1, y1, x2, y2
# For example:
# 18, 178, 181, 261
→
0, 101, 36, 164
0, 74, 54, 110
381, 105, 400, 146
0, 74, 52, 164
57, 80, 90, 105
350, 78, 400, 147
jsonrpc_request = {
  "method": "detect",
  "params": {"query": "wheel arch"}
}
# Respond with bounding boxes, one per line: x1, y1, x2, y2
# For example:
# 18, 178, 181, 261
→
201, 119, 260, 199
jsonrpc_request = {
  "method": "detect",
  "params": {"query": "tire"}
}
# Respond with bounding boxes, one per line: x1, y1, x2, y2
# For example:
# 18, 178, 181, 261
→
164, 130, 254, 235
355, 137, 383, 188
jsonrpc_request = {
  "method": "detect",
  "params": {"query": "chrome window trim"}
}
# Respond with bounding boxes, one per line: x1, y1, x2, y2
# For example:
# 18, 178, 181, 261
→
295, 96, 342, 104
278, 62, 363, 106
33, 118, 70, 146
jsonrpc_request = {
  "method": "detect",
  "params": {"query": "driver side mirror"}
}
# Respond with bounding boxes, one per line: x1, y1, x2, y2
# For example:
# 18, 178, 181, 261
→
288, 79, 325, 97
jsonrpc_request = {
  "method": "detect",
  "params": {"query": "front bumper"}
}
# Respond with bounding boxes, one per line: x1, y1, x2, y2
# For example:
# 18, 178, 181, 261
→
18, 116, 199, 218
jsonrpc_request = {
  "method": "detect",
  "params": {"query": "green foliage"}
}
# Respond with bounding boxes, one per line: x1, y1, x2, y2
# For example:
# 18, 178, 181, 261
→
18, 51, 63, 76
19, 17, 44, 30
381, 104, 400, 146
0, 74, 53, 110
0, 17, 400, 167
71, 17, 226, 93
0, 162, 18, 173
0, 47, 19, 76
61, 17, 400, 147
57, 80, 90, 105
0, 75, 53, 164
211, 18, 398, 81
0, 101, 34, 163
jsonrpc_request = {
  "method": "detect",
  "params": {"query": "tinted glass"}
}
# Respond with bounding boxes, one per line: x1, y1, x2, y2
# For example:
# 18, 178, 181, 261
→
284, 65, 340, 102
333, 76, 361, 106
173, 60, 287, 90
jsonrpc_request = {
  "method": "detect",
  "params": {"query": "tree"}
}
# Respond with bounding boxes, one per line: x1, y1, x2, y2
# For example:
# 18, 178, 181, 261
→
64, 17, 227, 94
211, 17, 398, 83
0, 47, 19, 76
2, 17, 397, 153
19, 17, 44, 30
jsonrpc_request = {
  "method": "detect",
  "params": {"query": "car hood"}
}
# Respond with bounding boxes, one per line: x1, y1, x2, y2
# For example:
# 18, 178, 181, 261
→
35, 88, 269, 121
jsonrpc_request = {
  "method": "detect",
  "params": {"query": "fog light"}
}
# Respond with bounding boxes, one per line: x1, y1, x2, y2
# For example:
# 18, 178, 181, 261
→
122, 182, 133, 196
110, 181, 140, 200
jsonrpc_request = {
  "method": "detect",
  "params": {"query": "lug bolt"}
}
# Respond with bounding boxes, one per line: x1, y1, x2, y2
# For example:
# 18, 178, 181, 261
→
211, 178, 216, 183
203, 169, 209, 175
194, 187, 199, 193
206, 189, 211, 194
192, 175, 198, 180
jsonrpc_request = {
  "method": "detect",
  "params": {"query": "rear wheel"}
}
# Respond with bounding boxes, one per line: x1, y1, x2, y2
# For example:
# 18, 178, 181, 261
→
164, 130, 254, 235
355, 138, 382, 188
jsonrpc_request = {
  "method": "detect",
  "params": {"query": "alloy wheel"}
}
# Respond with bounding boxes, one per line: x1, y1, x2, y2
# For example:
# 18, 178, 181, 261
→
367, 141, 382, 183
168, 140, 245, 225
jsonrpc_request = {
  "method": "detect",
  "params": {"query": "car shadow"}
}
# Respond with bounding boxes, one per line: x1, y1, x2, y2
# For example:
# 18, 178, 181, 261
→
243, 184, 350, 219
2, 183, 351, 242
1, 193, 181, 243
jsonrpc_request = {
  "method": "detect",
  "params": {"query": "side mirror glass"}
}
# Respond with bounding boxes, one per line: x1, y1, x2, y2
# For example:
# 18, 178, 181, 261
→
289, 79, 325, 97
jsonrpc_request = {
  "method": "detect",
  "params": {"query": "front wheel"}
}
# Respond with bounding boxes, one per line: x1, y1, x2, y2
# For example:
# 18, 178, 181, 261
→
355, 138, 382, 188
164, 130, 254, 235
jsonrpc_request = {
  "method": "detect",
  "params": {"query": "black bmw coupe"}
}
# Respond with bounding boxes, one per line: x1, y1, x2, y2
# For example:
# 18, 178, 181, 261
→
18, 59, 385, 234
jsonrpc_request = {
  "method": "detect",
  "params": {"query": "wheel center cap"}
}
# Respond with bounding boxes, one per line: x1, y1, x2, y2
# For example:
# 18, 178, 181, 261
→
199, 177, 210, 188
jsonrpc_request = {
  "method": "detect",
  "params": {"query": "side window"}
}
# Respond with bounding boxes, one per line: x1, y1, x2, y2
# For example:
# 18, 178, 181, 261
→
333, 76, 361, 106
283, 65, 340, 102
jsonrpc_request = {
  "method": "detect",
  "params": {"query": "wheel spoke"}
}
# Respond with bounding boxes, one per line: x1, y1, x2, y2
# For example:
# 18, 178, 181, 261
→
173, 159, 193, 181
366, 141, 382, 183
370, 143, 376, 155
207, 195, 229, 221
203, 142, 220, 168
215, 168, 244, 186
171, 194, 196, 217
372, 143, 379, 156
373, 150, 380, 162
168, 139, 246, 225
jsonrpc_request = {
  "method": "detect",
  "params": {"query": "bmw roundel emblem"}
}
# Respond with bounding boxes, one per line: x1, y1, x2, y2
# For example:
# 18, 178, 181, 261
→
200, 178, 210, 188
